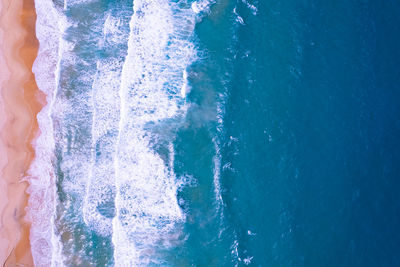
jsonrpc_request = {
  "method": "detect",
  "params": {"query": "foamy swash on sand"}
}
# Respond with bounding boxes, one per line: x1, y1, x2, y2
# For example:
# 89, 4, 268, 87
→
23, 0, 214, 266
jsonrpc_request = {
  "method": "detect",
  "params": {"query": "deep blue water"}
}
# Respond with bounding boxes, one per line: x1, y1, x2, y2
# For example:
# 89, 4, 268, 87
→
32, 0, 400, 265
193, 0, 400, 266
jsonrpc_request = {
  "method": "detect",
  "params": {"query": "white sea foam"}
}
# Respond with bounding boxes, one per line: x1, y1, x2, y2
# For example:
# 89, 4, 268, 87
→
181, 69, 188, 98
241, 0, 258, 15
213, 94, 225, 209
82, 9, 132, 237
213, 139, 223, 205
233, 7, 245, 25
211, 90, 228, 241
29, 0, 67, 266
31, 0, 214, 265
82, 58, 122, 235
191, 0, 213, 14
103, 14, 125, 44
111, 0, 212, 265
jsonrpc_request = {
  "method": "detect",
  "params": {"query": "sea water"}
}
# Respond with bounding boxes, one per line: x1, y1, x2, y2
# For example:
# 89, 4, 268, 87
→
30, 0, 400, 266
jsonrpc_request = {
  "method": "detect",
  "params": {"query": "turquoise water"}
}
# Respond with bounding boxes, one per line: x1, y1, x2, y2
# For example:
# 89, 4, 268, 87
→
30, 0, 400, 266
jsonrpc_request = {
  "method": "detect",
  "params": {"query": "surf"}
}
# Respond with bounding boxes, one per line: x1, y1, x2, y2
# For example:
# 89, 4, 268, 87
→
30, 0, 213, 265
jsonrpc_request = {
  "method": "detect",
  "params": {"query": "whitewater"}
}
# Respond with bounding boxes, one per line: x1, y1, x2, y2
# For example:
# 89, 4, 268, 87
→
29, 0, 214, 266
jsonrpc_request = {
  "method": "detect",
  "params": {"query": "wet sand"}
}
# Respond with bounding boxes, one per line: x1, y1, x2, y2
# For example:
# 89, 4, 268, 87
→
0, 0, 44, 265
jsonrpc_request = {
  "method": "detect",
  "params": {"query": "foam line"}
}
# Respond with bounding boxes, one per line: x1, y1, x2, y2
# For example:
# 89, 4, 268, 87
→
83, 9, 132, 238
82, 58, 122, 235
111, 0, 210, 265
29, 0, 66, 266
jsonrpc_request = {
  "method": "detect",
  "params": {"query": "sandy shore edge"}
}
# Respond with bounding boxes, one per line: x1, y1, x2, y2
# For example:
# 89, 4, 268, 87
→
0, 0, 44, 265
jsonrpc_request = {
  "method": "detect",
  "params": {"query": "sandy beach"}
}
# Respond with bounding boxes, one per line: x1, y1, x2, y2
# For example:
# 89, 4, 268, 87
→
0, 0, 43, 265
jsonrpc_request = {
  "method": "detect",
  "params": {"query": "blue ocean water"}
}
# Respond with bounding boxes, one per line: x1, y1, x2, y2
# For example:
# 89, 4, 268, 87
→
30, 0, 400, 266
201, 0, 400, 266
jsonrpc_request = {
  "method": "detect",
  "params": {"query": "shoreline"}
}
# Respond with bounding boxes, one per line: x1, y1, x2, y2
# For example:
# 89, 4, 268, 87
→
0, 0, 43, 265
